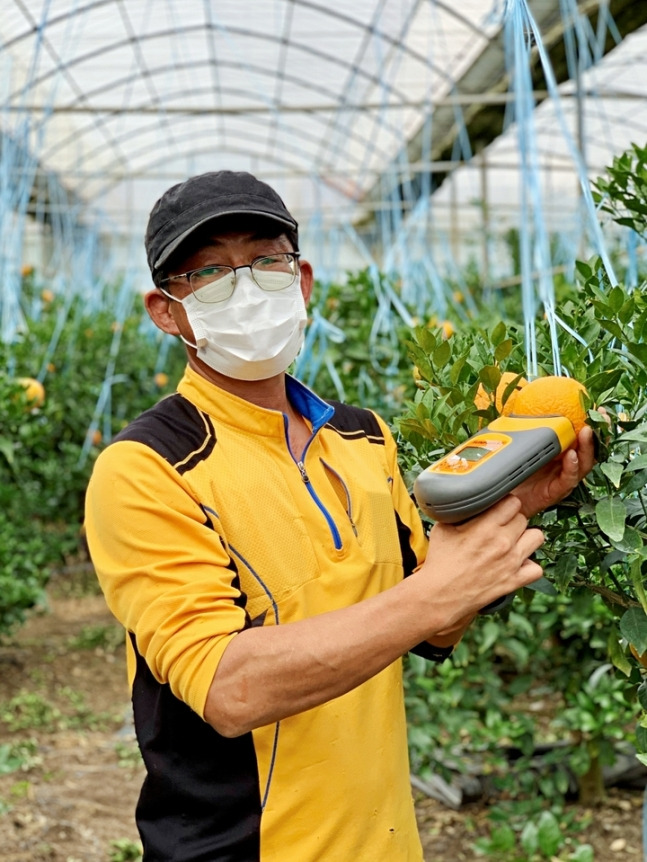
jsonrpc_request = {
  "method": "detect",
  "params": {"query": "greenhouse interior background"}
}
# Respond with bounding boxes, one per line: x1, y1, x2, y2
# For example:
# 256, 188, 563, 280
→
2, 0, 647, 323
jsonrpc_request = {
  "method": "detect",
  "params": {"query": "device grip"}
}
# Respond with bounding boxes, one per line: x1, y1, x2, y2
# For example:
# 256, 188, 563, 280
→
478, 592, 515, 615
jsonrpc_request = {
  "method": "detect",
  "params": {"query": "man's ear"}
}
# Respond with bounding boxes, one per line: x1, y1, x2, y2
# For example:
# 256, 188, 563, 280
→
144, 289, 181, 336
299, 260, 314, 304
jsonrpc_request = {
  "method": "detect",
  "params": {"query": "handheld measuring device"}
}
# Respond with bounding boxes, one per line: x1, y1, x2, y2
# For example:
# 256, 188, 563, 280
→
413, 414, 576, 525
413, 414, 576, 614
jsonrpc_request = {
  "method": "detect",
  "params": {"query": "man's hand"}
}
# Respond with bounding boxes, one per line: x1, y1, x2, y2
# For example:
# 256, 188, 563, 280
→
420, 495, 544, 627
512, 425, 595, 518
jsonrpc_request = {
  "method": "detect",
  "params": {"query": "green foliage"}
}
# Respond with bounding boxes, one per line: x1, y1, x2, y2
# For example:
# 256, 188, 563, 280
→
307, 269, 420, 420
405, 589, 634, 797
593, 142, 647, 238
474, 806, 593, 861
108, 838, 143, 861
396, 275, 647, 627
0, 688, 118, 732
398, 278, 647, 771
0, 277, 185, 637
68, 623, 125, 652
114, 739, 144, 770
396, 136, 647, 826
0, 692, 59, 731
0, 739, 40, 776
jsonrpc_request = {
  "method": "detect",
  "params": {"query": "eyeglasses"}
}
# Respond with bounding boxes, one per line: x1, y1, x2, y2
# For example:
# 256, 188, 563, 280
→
160, 252, 300, 303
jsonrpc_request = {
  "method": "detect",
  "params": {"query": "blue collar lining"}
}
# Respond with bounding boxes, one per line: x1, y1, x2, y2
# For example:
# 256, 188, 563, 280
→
286, 376, 335, 432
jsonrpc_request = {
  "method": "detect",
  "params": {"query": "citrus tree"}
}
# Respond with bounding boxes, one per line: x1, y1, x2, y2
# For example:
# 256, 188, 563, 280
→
305, 268, 452, 422
395, 175, 647, 824
0, 276, 185, 637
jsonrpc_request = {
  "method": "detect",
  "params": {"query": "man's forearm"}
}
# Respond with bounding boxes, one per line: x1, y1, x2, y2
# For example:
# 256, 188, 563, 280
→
204, 573, 441, 737
205, 494, 545, 736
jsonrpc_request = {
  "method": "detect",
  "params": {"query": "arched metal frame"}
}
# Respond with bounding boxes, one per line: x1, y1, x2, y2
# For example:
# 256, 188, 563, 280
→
1, 0, 646, 256
2, 0, 492, 225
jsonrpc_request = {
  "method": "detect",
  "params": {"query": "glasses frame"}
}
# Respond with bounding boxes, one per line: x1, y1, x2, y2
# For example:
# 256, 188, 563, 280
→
159, 252, 301, 301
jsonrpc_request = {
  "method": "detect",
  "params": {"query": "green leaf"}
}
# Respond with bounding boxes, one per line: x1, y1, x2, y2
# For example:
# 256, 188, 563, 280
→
415, 326, 437, 355
0, 438, 14, 467
608, 285, 625, 313
618, 298, 636, 324
625, 454, 647, 473
554, 553, 579, 591
612, 525, 643, 554
569, 844, 594, 862
595, 497, 627, 542
608, 628, 632, 677
520, 821, 538, 855
638, 682, 647, 711
575, 260, 592, 280
600, 461, 623, 488
526, 576, 557, 595
625, 342, 647, 366
636, 723, 647, 754
583, 368, 624, 395
493, 339, 512, 362
630, 557, 647, 615
620, 607, 647, 654
619, 424, 647, 444
624, 469, 647, 495
478, 619, 501, 655
432, 340, 451, 367
449, 355, 467, 386
490, 321, 507, 347
478, 365, 501, 391
537, 810, 562, 857
488, 825, 516, 852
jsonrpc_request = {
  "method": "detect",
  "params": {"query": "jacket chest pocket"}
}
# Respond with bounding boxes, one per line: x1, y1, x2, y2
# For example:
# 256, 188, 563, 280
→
320, 459, 402, 564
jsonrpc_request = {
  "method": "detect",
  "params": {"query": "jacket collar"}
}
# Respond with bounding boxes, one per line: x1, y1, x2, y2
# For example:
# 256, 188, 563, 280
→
177, 365, 334, 437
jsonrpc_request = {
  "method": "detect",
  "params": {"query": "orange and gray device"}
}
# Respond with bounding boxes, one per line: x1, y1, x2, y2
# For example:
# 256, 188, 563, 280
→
413, 415, 576, 614
413, 415, 576, 525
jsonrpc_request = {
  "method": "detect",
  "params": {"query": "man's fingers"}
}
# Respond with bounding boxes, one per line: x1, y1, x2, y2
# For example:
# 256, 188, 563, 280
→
519, 526, 544, 560
576, 426, 595, 475
518, 557, 544, 585
480, 493, 524, 526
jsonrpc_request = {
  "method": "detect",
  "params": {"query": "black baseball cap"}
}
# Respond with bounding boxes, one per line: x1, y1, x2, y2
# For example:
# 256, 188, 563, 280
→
145, 170, 299, 278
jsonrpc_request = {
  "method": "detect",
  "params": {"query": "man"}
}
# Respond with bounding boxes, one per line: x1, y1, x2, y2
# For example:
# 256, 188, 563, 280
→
84, 170, 594, 861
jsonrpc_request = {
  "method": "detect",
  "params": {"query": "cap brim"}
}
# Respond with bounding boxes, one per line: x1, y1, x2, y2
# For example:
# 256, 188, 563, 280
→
154, 209, 297, 271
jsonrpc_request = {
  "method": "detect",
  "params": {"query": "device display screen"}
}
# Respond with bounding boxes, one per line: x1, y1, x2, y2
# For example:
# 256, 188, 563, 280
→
457, 446, 491, 462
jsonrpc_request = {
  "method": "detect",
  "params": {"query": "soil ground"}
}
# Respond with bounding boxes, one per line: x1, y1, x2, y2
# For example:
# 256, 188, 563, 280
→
0, 574, 643, 861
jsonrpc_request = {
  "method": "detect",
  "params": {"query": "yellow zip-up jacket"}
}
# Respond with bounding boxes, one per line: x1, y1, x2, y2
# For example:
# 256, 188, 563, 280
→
84, 365, 431, 862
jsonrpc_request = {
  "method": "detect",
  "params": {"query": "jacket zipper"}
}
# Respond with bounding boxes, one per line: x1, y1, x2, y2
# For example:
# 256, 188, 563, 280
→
284, 417, 343, 551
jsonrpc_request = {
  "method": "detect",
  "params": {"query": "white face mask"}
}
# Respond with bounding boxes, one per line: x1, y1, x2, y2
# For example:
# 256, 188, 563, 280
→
175, 269, 308, 381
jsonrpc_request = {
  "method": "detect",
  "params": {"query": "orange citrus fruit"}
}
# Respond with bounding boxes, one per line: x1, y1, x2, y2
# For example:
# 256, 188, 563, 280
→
474, 371, 528, 415
18, 377, 45, 408
440, 320, 454, 339
511, 375, 589, 434
154, 372, 169, 388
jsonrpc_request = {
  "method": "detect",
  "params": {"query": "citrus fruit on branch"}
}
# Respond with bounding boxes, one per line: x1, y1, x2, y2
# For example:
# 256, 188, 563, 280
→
474, 371, 528, 415
511, 376, 589, 434
18, 377, 45, 408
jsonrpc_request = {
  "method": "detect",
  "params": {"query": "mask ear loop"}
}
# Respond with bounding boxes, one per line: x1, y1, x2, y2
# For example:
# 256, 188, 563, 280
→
179, 333, 199, 350
156, 285, 201, 350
